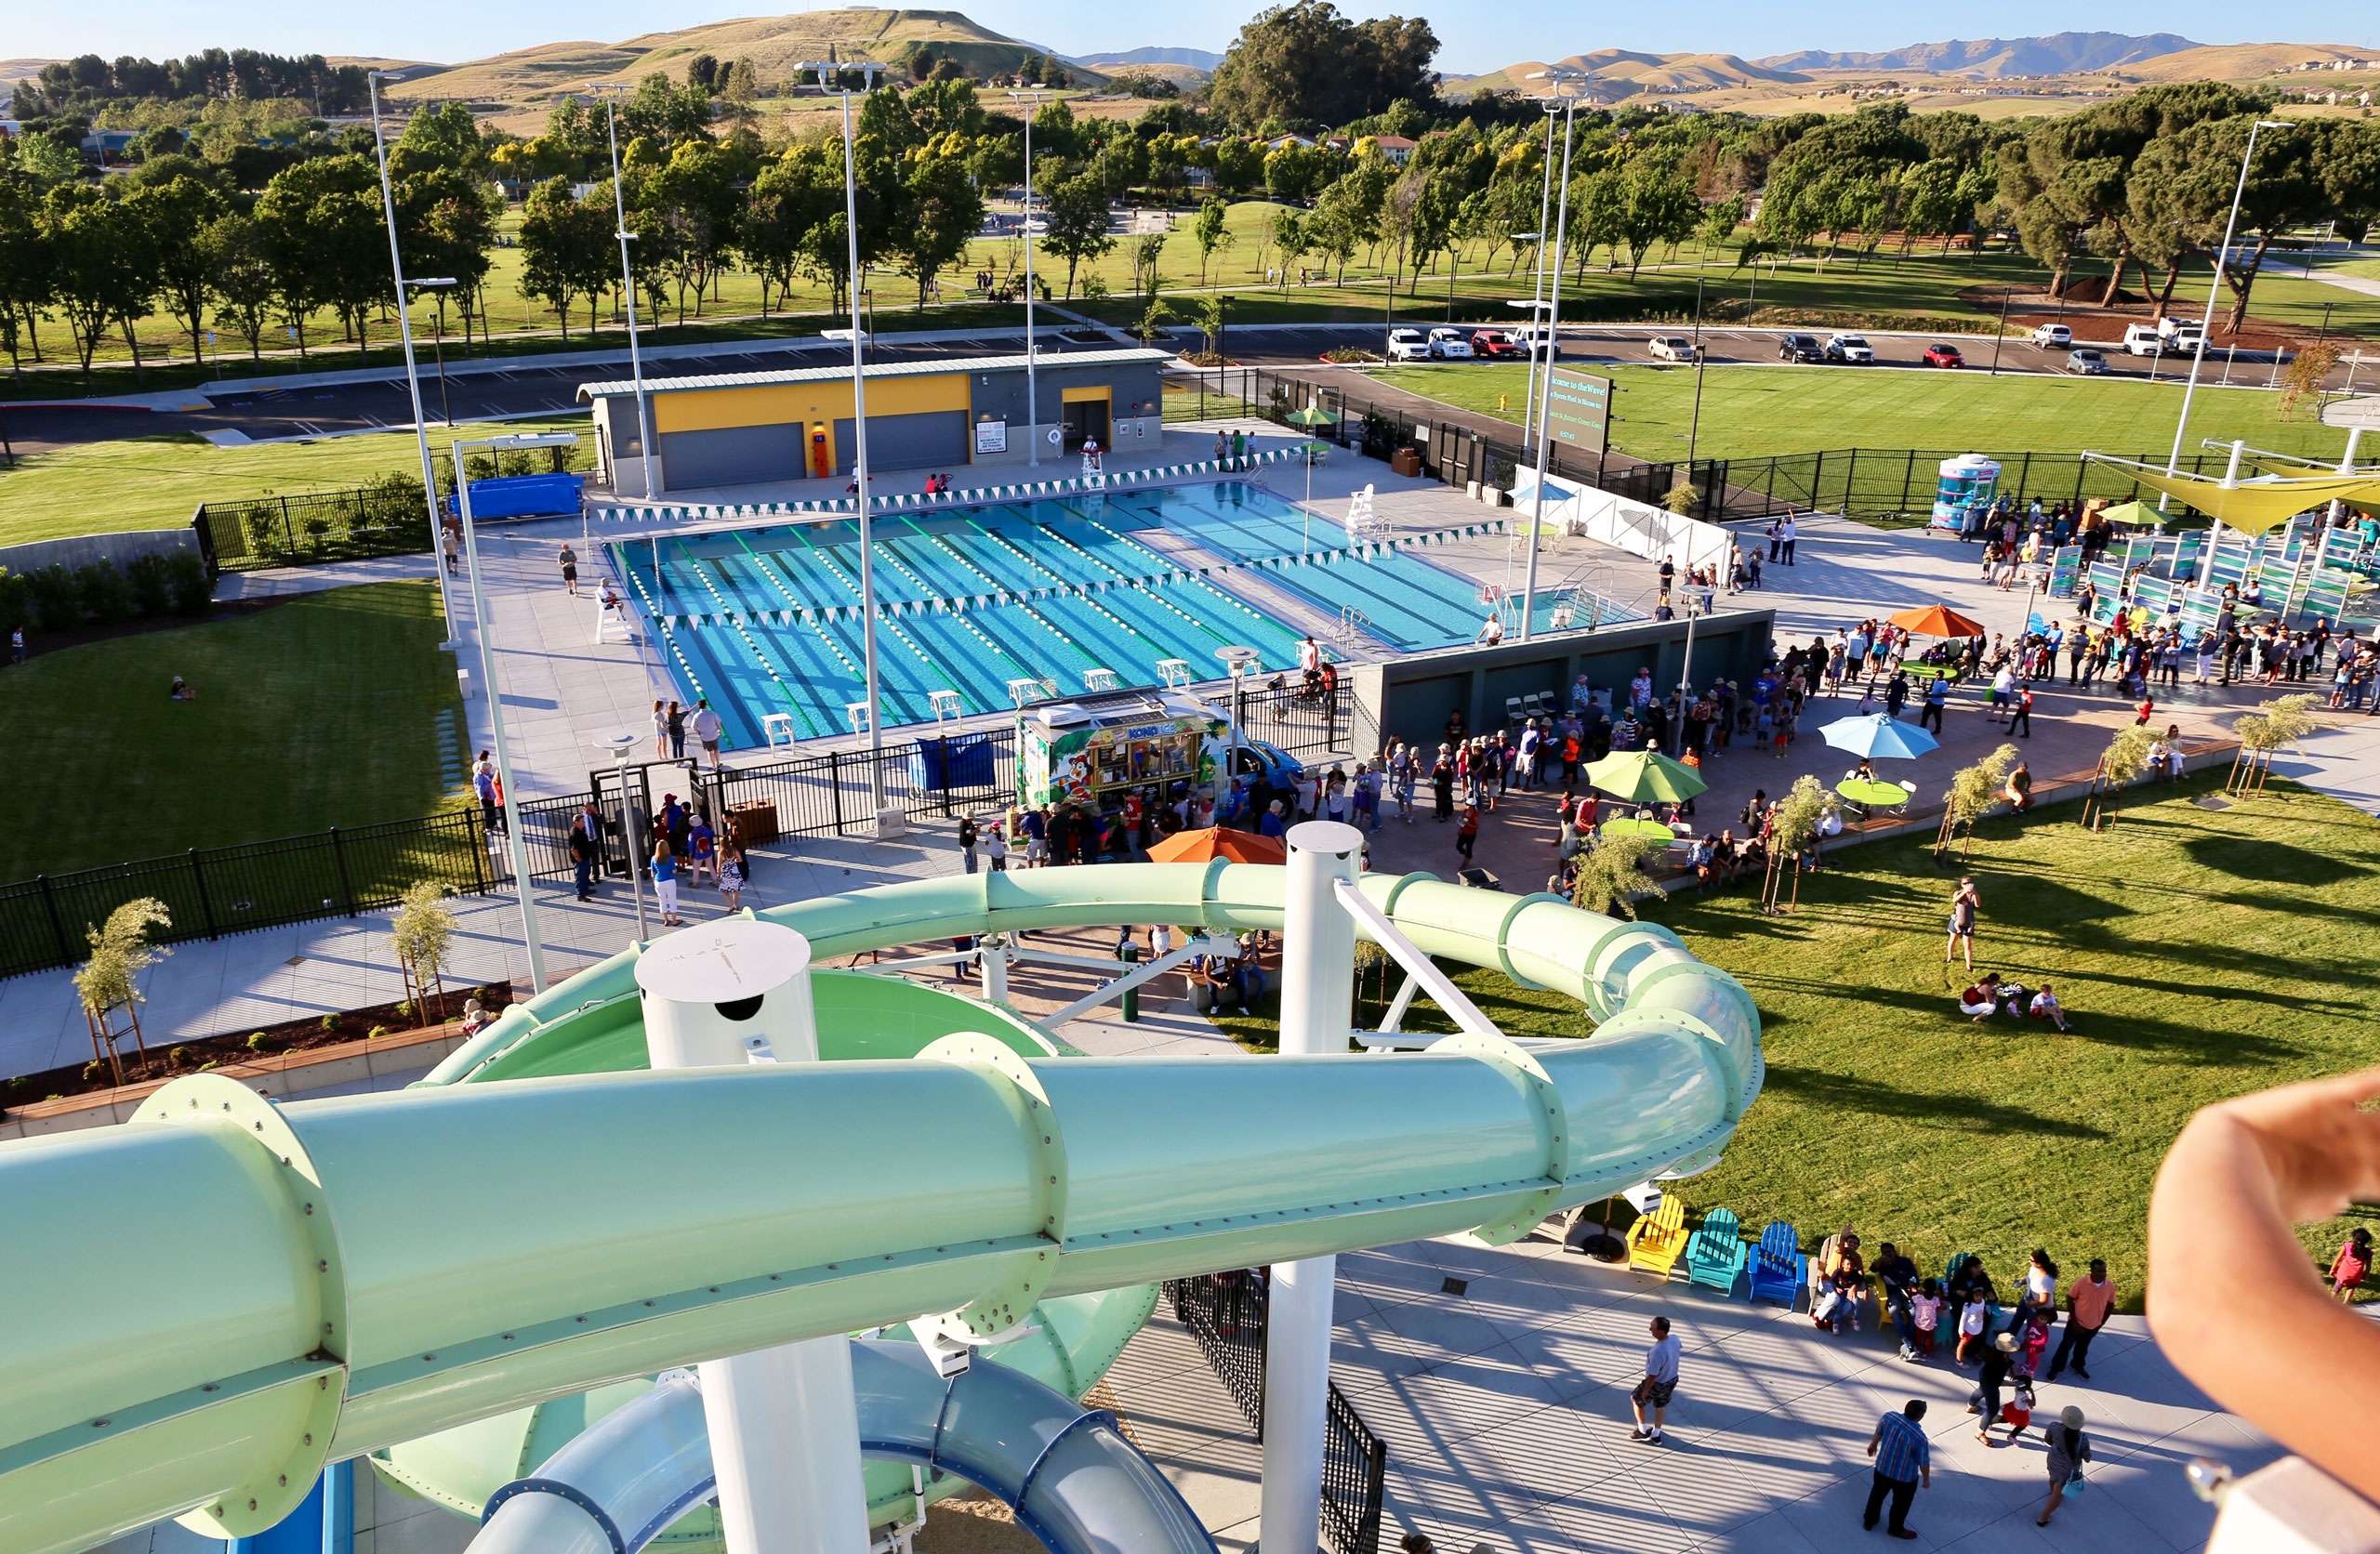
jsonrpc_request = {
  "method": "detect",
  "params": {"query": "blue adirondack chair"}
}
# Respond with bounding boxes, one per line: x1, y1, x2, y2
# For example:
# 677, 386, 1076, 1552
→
1685, 1207, 1747, 1294
1748, 1219, 1805, 1308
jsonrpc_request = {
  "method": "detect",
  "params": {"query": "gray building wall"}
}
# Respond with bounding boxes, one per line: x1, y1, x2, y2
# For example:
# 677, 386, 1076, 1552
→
1, 528, 198, 577
1350, 609, 1779, 753
656, 424, 805, 491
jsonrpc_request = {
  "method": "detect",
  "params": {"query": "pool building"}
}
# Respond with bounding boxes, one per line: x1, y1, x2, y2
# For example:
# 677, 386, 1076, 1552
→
581, 349, 1169, 497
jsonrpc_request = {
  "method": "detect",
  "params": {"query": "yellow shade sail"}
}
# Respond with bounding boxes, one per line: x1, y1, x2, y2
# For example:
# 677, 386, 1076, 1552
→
2100, 464, 2380, 535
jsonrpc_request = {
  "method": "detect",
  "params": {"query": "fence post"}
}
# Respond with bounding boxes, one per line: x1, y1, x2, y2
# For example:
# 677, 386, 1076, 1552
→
830, 749, 847, 835
469, 812, 489, 895
329, 827, 359, 915
2017, 451, 2033, 505
2070, 457, 2086, 509
279, 494, 296, 562
36, 875, 71, 966
189, 850, 219, 939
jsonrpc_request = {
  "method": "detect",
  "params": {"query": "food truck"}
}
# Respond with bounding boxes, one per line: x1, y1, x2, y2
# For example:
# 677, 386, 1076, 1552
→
1017, 691, 1302, 812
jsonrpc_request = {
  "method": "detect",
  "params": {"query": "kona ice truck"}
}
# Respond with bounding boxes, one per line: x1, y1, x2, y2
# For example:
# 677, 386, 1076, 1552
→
1017, 691, 1302, 812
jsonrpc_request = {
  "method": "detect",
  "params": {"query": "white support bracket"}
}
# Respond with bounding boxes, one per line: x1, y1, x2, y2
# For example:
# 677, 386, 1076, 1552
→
1330, 879, 1501, 1041
1031, 937, 1237, 1034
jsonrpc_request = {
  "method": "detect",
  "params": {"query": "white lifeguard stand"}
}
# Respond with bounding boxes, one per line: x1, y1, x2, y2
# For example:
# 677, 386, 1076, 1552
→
1081, 439, 1105, 486
593, 591, 635, 645
844, 700, 873, 737
1346, 483, 1384, 544
1155, 657, 1193, 688
927, 689, 962, 724
1082, 667, 1120, 693
761, 712, 798, 748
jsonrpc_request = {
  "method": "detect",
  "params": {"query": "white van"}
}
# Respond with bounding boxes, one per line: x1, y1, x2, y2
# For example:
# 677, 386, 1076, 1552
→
2122, 324, 2166, 356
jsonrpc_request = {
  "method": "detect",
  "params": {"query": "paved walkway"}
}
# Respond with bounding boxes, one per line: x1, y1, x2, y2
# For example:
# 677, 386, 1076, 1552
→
1105, 1230, 2278, 1554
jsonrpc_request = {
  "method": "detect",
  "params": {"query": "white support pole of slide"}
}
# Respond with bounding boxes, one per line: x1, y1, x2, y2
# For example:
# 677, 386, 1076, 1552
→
1262, 821, 1364, 1554
636, 919, 872, 1554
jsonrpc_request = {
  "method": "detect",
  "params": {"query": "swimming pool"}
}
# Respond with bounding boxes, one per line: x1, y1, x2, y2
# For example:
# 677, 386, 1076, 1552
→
610, 481, 1599, 745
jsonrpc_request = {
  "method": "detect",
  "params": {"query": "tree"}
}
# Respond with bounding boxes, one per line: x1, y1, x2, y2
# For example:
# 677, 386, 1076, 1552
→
2082, 724, 2157, 830
892, 149, 985, 307
1269, 207, 1312, 288
1568, 832, 1667, 919
1207, 2, 1438, 132
685, 53, 721, 94
1196, 294, 1227, 359
1614, 157, 1701, 280
75, 897, 171, 1083
390, 99, 484, 178
1039, 171, 1115, 298
0, 174, 49, 372
126, 175, 226, 363
1937, 743, 2019, 859
1696, 194, 1746, 262
1213, 138, 1264, 194
1129, 230, 1167, 298
518, 177, 613, 339
1138, 297, 1175, 344
391, 881, 458, 1020
40, 185, 155, 378
195, 213, 275, 362
1307, 194, 1361, 283
742, 157, 833, 314
1761, 775, 1836, 914
2129, 115, 2354, 336
645, 138, 745, 321
253, 155, 384, 362
1193, 195, 1232, 284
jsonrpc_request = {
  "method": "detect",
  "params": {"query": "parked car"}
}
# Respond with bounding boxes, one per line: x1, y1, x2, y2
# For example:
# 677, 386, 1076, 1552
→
1471, 329, 1524, 359
2122, 323, 2166, 357
1428, 326, 1474, 360
1777, 333, 1824, 362
2066, 348, 2109, 375
2171, 324, 2205, 355
1648, 336, 1698, 363
1515, 325, 1562, 360
1922, 342, 1965, 368
1824, 333, 1875, 364
1386, 328, 1432, 362
2030, 323, 2072, 349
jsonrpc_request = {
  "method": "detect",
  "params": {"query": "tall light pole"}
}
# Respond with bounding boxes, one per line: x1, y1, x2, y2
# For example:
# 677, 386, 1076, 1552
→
1518, 70, 1584, 643
1008, 89, 1045, 466
2162, 117, 2290, 535
452, 428, 578, 994
804, 57, 889, 802
1518, 101, 1558, 446
596, 731, 648, 942
1684, 273, 1708, 470
408, 277, 456, 425
596, 89, 661, 499
366, 71, 459, 647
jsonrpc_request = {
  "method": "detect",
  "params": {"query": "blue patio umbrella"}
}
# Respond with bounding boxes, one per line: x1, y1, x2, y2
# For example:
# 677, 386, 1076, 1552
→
1819, 712, 1939, 761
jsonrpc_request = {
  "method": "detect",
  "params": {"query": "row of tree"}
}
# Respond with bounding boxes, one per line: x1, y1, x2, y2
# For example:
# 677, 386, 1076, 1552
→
9, 48, 374, 117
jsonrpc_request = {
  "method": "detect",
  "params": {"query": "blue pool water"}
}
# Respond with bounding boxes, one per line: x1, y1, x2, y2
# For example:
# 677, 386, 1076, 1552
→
611, 481, 1577, 746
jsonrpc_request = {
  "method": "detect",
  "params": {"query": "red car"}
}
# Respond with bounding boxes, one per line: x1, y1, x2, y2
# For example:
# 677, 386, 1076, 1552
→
1923, 342, 1965, 368
1471, 329, 1525, 359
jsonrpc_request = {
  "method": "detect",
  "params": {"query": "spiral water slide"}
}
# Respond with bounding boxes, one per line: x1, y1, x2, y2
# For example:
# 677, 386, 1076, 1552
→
0, 861, 1758, 1554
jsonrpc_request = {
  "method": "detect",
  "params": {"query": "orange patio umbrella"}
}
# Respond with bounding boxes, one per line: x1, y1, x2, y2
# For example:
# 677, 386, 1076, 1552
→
1887, 602, 1987, 639
1145, 825, 1287, 865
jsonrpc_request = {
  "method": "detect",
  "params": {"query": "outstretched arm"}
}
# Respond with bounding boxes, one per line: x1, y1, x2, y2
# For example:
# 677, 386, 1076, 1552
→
2149, 1067, 2380, 1502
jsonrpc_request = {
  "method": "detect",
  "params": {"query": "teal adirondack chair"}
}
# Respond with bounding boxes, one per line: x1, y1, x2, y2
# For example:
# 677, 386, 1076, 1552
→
1685, 1207, 1747, 1294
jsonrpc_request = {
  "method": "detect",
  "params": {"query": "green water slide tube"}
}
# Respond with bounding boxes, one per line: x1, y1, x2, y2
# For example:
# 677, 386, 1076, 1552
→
376, 972, 1158, 1541
0, 863, 1758, 1554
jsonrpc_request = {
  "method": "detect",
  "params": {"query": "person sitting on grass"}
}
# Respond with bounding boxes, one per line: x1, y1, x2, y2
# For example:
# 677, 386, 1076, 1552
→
2003, 760, 2032, 814
2029, 983, 2070, 1033
1959, 972, 2004, 1021
168, 675, 196, 701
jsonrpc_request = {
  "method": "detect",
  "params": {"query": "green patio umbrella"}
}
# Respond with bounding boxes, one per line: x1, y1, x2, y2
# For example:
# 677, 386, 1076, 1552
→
1284, 403, 1342, 428
1583, 747, 1707, 805
2096, 500, 2152, 528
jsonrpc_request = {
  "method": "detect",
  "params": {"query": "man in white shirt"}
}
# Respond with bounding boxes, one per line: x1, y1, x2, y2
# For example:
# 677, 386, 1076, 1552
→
689, 699, 725, 769
1780, 516, 1799, 565
1476, 612, 1505, 646
1631, 1315, 1682, 1444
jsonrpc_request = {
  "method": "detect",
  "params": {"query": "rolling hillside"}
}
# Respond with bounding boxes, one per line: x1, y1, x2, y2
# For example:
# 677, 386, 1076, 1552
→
2119, 41, 2380, 82
1076, 46, 1221, 72
1757, 32, 2200, 76
380, 7, 1095, 115
1457, 50, 1805, 99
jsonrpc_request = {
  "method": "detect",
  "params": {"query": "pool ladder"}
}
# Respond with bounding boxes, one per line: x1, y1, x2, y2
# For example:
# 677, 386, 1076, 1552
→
1336, 606, 1372, 656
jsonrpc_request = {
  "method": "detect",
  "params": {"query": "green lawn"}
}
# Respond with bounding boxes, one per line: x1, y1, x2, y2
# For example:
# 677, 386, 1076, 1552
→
4, 581, 465, 879
1375, 361, 2363, 467
1223, 773, 2380, 1310
0, 414, 590, 547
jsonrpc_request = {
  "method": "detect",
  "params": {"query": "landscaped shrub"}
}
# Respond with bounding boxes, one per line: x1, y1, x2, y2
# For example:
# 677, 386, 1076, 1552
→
0, 569, 26, 632
75, 561, 138, 625
24, 566, 83, 632
124, 553, 175, 616
164, 552, 211, 615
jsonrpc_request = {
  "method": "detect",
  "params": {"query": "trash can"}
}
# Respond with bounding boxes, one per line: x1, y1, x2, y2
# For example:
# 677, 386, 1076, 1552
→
1119, 943, 1140, 1023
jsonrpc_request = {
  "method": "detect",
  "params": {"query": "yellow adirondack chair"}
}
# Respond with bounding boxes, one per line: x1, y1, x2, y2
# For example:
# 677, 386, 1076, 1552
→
1627, 1194, 1689, 1279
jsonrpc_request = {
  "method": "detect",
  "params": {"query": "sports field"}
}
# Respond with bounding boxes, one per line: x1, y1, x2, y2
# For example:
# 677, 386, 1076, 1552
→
1375, 362, 2361, 466
1, 581, 464, 879
0, 415, 590, 547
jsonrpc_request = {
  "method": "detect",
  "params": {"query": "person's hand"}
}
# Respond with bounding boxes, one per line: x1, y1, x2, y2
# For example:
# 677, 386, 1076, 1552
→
2183, 1066, 2380, 1223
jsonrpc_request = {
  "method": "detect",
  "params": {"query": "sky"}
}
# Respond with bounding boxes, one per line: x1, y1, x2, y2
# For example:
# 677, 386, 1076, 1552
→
7, 0, 2369, 78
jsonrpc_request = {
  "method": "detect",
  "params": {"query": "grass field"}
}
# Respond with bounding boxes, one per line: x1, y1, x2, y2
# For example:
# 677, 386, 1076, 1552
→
1220, 772, 2380, 1310
2, 581, 464, 878
0, 414, 591, 547
1374, 361, 2363, 467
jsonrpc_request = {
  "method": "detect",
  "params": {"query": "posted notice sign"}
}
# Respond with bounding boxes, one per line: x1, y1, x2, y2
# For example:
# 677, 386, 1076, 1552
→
974, 418, 1009, 455
1544, 368, 1611, 456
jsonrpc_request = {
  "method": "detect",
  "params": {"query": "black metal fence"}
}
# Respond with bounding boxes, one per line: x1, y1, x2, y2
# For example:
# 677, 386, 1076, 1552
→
1206, 678, 1355, 760
1165, 1270, 1388, 1554
1167, 364, 2240, 529
191, 442, 595, 574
